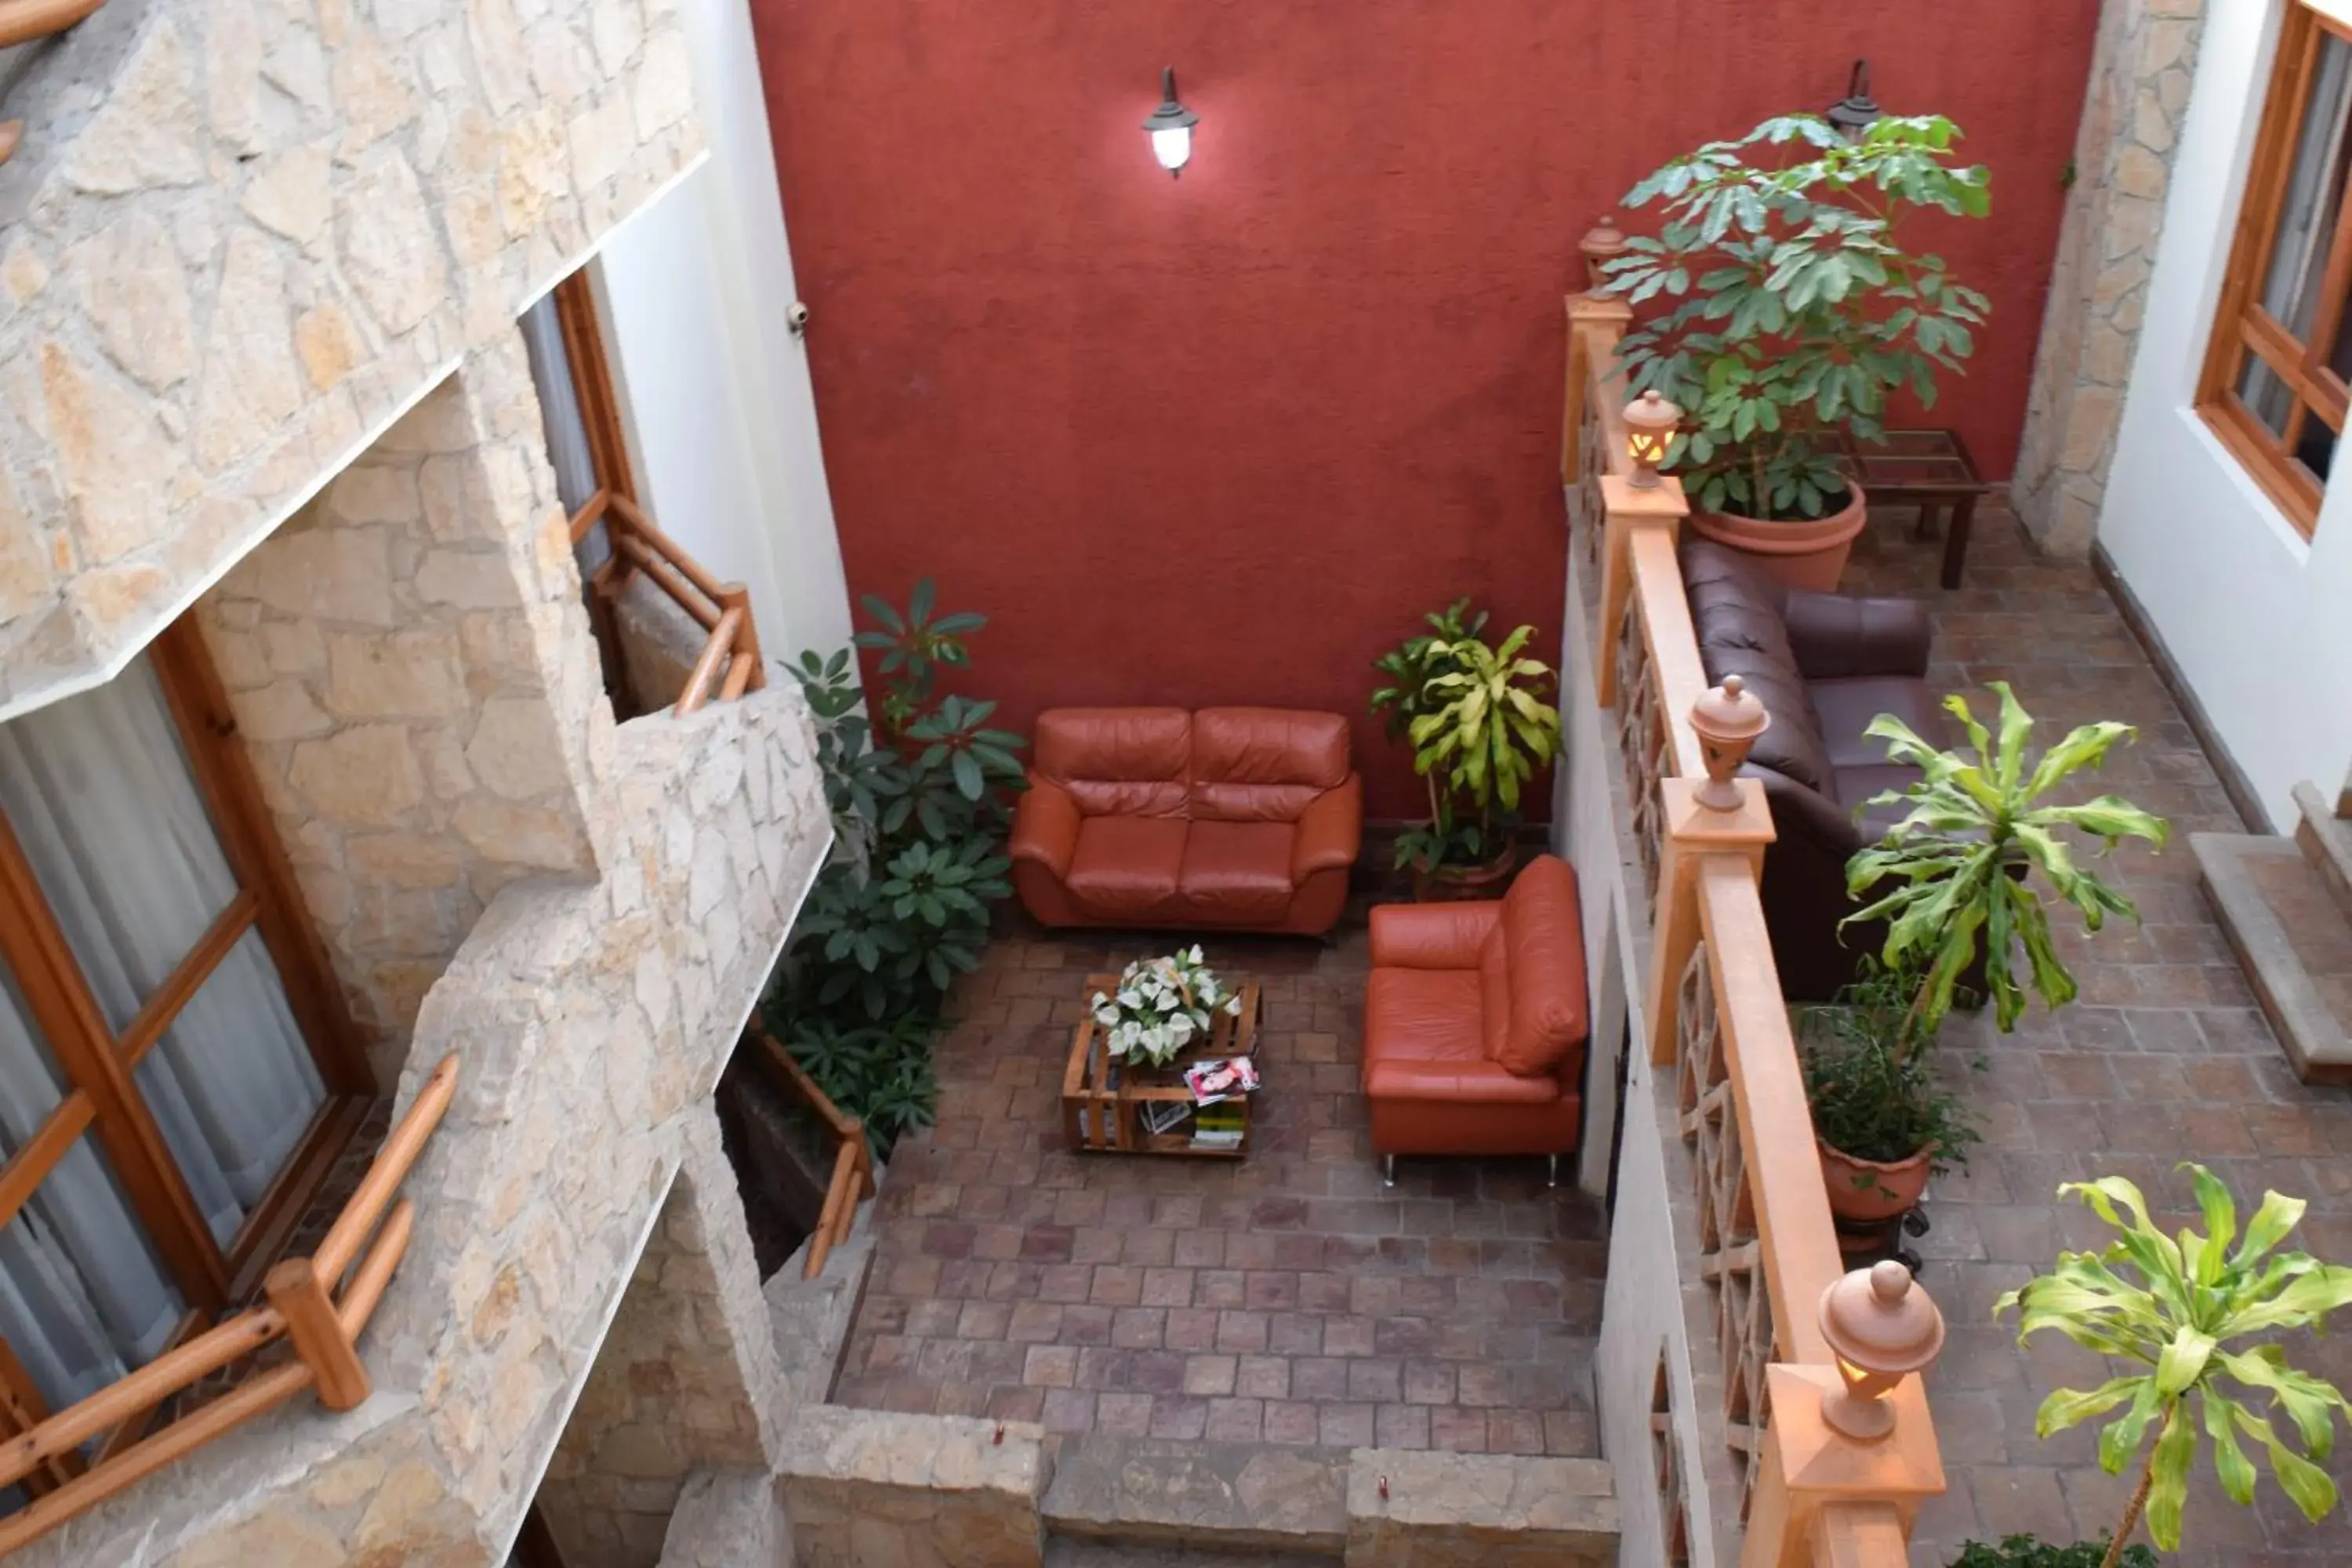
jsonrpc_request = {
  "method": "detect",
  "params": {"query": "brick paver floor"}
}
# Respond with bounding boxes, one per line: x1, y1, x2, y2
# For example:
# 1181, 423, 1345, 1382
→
1846, 510, 2352, 1565
833, 929, 1607, 1456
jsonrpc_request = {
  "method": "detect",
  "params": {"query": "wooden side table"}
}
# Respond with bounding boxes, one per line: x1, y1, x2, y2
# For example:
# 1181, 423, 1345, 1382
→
1061, 976, 1262, 1158
1844, 429, 1991, 590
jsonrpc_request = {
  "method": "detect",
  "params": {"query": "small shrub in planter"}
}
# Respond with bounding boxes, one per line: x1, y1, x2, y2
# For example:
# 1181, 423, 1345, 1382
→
1947, 1537, 2154, 1568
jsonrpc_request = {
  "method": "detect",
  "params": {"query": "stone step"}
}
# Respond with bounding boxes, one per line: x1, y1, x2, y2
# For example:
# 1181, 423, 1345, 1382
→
2194, 832, 2352, 1084
1043, 1539, 1340, 1568
2295, 779, 2352, 923
1040, 1437, 1351, 1555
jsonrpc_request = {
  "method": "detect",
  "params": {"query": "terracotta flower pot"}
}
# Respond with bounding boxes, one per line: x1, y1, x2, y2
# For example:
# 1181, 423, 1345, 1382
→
1687, 481, 1869, 593
1410, 840, 1518, 903
1817, 1134, 1932, 1226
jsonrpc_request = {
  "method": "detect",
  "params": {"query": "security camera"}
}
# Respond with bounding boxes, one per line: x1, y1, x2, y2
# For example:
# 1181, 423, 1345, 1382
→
786, 300, 811, 336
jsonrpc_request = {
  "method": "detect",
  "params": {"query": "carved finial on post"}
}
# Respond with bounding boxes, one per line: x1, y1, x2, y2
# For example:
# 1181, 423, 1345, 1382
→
1817, 1262, 1946, 1442
1580, 212, 1628, 294
1688, 675, 1769, 811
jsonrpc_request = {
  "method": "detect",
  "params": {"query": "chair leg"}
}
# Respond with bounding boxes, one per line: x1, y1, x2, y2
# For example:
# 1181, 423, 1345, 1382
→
1381, 1153, 1396, 1189
1546, 1153, 1560, 1189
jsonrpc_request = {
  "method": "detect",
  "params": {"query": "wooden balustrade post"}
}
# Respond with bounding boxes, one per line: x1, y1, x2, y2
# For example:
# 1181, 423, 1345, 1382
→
263, 1258, 370, 1411
1595, 474, 1686, 710
1742, 1370, 1943, 1568
1563, 294, 1633, 491
1646, 777, 1773, 1066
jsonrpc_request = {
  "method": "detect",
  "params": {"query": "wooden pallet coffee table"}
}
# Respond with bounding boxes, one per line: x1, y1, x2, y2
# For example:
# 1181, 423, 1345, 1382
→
1061, 974, 1262, 1158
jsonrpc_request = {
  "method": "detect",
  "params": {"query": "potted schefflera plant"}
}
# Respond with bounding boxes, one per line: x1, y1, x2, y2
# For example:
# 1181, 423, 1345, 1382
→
1369, 602, 1561, 900
1604, 113, 1993, 591
1806, 684, 2169, 1225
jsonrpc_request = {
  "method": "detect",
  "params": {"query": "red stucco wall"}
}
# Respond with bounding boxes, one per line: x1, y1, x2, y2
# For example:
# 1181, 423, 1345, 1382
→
750, 2, 2100, 818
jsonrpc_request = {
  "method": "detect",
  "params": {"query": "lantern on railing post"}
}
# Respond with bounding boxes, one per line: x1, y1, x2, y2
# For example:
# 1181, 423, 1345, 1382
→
1624, 390, 1681, 489
1580, 213, 1628, 294
1817, 1261, 1945, 1442
1687, 675, 1769, 812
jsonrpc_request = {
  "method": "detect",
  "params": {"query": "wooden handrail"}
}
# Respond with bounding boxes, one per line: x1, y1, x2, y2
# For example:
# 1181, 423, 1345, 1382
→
0, 1054, 460, 1552
1628, 527, 1708, 780
608, 494, 730, 606
612, 530, 722, 632
673, 608, 746, 717
315, 1053, 458, 1283
751, 1030, 874, 1278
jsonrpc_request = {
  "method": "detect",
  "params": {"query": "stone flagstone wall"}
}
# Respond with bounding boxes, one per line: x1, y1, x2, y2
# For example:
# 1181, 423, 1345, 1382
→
197, 332, 610, 1076
536, 1110, 786, 1566
0, 0, 704, 719
2012, 0, 2208, 556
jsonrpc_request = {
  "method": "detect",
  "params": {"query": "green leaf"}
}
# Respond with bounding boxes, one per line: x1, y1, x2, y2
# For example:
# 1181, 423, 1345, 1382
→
2143, 1402, 2195, 1550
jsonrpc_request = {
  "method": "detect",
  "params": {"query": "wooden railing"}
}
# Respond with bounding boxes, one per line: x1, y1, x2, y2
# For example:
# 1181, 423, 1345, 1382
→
570, 490, 766, 717
750, 1030, 875, 1279
1567, 292, 1944, 1566
0, 1054, 460, 1555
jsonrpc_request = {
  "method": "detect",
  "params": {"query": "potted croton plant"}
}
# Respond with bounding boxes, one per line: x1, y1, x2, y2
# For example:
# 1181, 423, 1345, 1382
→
1603, 113, 1992, 590
1806, 684, 2168, 1225
1369, 602, 1560, 900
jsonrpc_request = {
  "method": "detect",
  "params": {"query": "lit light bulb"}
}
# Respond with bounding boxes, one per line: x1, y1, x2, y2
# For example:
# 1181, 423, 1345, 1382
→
1151, 124, 1192, 172
1142, 67, 1199, 180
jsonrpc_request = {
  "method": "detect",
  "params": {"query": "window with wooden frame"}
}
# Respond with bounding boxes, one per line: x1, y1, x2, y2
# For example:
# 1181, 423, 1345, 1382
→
2200, 1, 2352, 536
0, 620, 372, 1483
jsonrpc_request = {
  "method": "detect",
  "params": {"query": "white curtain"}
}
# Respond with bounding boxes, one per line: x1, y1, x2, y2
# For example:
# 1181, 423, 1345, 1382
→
0, 654, 325, 1407
520, 291, 612, 579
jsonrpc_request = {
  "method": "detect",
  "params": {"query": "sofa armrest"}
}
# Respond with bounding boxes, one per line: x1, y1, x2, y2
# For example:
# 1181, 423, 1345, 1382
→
1291, 775, 1363, 884
1008, 776, 1080, 880
1370, 902, 1501, 969
1364, 1057, 1563, 1104
1781, 591, 1933, 680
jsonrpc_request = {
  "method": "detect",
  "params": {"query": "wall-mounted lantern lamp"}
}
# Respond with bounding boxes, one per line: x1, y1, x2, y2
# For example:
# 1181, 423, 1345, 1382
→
1624, 390, 1682, 488
1142, 66, 1199, 177
1825, 59, 1882, 142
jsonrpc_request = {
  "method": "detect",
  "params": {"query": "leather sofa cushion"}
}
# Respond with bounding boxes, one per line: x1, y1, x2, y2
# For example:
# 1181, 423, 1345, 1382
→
1812, 676, 1945, 830
1065, 816, 1187, 920
1190, 708, 1352, 822
1363, 970, 1561, 1104
1492, 855, 1591, 1076
1176, 821, 1297, 924
1036, 708, 1192, 818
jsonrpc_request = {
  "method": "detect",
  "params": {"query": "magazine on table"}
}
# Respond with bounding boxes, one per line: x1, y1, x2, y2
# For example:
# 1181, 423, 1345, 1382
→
1183, 1056, 1258, 1105
1139, 1099, 1193, 1137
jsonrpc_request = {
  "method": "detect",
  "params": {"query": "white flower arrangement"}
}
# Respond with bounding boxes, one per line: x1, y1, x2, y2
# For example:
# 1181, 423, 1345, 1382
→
1091, 946, 1242, 1069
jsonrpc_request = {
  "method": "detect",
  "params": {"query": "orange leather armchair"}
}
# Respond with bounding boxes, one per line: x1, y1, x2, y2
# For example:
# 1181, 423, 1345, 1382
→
1360, 855, 1590, 1184
1008, 707, 1362, 935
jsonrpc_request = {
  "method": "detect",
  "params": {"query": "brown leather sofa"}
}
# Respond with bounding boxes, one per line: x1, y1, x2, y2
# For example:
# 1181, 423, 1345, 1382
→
1681, 538, 1946, 1001
1007, 707, 1361, 935
1360, 855, 1589, 1182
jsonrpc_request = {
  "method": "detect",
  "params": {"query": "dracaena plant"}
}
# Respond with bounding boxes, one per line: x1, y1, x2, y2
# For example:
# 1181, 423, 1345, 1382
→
1998, 1167, 2352, 1563
1604, 114, 1991, 521
1842, 682, 2169, 1037
1398, 625, 1561, 874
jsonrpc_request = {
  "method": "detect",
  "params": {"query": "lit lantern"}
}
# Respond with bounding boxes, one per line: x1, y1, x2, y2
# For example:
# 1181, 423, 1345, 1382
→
1817, 1262, 1945, 1442
1142, 67, 1200, 177
1624, 390, 1682, 488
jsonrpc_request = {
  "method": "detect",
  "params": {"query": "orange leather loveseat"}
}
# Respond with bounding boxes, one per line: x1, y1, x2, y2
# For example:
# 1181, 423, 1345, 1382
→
1361, 855, 1590, 1184
1008, 708, 1362, 935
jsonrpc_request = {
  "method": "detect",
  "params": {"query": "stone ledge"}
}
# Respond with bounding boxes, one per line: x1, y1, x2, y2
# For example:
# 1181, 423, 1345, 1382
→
1343, 1447, 1616, 1568
658, 1466, 790, 1568
1040, 1436, 1348, 1554
779, 1406, 1049, 1568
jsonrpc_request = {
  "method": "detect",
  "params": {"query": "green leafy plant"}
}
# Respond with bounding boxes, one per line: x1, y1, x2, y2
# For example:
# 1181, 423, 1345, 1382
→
1998, 1167, 2352, 1563
1383, 623, 1560, 877
1795, 959, 1978, 1174
1947, 1537, 2154, 1568
1843, 682, 2169, 1038
1605, 114, 1991, 520
1369, 598, 1489, 744
769, 581, 1023, 1152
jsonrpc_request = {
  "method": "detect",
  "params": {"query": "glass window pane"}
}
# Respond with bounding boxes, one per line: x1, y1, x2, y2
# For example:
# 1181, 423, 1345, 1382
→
132, 931, 325, 1247
0, 1131, 184, 1413
2239, 354, 2296, 436
2296, 407, 2342, 484
2259, 31, 2352, 341
520, 292, 598, 517
0, 655, 238, 1032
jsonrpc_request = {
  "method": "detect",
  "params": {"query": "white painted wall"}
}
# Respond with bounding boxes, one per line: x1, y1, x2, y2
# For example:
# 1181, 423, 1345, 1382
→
2100, 0, 2352, 830
590, 0, 855, 669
